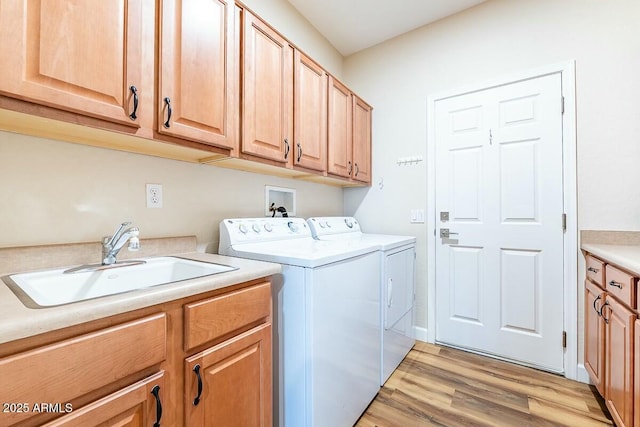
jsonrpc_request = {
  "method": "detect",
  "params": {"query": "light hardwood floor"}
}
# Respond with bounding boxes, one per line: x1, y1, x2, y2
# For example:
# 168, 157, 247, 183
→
356, 341, 613, 427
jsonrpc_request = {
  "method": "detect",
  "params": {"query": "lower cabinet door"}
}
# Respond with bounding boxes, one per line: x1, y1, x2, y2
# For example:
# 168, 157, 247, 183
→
43, 371, 165, 427
634, 318, 639, 427
185, 323, 272, 426
584, 281, 606, 394
604, 297, 635, 427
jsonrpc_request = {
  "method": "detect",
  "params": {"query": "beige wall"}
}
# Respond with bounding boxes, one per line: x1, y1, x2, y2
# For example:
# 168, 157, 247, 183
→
342, 0, 640, 357
0, 131, 343, 250
0, 0, 345, 251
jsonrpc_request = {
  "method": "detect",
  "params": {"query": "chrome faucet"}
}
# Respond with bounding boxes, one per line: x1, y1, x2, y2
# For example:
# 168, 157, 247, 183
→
102, 222, 141, 265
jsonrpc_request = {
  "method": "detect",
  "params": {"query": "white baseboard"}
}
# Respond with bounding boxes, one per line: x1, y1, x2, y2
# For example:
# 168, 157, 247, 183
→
575, 363, 591, 384
414, 326, 429, 343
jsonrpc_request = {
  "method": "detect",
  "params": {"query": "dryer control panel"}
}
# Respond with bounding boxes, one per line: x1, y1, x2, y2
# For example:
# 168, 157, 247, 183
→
307, 217, 362, 238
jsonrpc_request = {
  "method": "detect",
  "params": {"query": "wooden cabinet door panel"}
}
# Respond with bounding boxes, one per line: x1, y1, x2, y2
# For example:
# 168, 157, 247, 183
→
634, 318, 639, 427
327, 76, 353, 178
242, 11, 293, 163
42, 372, 165, 427
584, 280, 606, 395
185, 323, 272, 426
604, 297, 635, 427
0, 0, 143, 126
294, 51, 327, 172
352, 95, 372, 183
159, 0, 236, 148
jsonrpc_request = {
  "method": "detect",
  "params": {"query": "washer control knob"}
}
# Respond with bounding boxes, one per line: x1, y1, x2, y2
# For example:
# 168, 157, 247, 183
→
319, 222, 325, 228
288, 221, 299, 232
345, 218, 354, 228
238, 224, 248, 234
252, 224, 261, 233
264, 223, 273, 232
325, 221, 331, 228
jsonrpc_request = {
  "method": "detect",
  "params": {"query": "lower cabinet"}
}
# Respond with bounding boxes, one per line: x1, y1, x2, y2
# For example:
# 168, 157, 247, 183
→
603, 296, 635, 427
184, 323, 272, 426
635, 318, 640, 427
42, 372, 165, 427
584, 280, 606, 395
0, 278, 272, 427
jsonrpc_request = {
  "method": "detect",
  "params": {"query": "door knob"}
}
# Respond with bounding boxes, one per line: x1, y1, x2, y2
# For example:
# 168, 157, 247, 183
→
440, 229, 459, 239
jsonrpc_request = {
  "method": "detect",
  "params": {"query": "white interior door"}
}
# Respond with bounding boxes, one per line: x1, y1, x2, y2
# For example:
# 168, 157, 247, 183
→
434, 73, 565, 372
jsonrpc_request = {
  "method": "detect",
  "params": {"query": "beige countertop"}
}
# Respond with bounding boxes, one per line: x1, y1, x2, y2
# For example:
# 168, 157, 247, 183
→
581, 230, 640, 275
0, 238, 281, 345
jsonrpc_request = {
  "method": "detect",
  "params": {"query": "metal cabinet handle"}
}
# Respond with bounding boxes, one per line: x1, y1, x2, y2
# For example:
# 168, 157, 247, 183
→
193, 364, 203, 406
151, 385, 162, 427
347, 161, 352, 175
593, 294, 602, 316
608, 280, 623, 289
354, 163, 359, 177
587, 267, 599, 273
129, 86, 139, 121
297, 143, 302, 162
163, 97, 172, 128
387, 278, 393, 308
600, 301, 610, 324
284, 139, 290, 160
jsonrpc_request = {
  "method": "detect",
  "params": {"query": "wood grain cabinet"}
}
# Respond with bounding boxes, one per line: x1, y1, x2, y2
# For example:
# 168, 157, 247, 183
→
0, 0, 145, 126
158, 0, 237, 148
0, 279, 273, 427
584, 278, 606, 394
327, 77, 373, 184
583, 252, 638, 427
635, 318, 640, 427
293, 51, 327, 172
184, 324, 272, 426
240, 9, 294, 164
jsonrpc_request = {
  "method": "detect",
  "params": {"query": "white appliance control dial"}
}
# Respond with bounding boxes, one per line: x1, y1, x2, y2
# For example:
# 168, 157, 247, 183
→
345, 218, 354, 228
324, 221, 331, 228
252, 224, 261, 233
238, 223, 248, 234
288, 221, 299, 232
264, 223, 273, 232
319, 222, 326, 228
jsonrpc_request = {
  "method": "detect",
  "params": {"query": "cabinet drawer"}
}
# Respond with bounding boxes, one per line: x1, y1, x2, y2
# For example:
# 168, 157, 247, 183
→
605, 264, 637, 308
585, 255, 605, 287
184, 282, 271, 351
0, 313, 166, 426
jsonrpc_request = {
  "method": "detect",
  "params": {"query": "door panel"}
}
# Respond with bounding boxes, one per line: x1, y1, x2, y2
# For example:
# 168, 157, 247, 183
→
327, 76, 352, 178
0, 0, 143, 125
435, 73, 564, 372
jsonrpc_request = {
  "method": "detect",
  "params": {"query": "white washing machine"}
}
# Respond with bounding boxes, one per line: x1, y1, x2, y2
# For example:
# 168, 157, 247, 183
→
219, 217, 381, 427
307, 217, 416, 385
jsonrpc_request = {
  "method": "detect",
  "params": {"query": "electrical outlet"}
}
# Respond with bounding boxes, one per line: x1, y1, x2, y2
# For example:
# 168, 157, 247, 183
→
146, 183, 163, 208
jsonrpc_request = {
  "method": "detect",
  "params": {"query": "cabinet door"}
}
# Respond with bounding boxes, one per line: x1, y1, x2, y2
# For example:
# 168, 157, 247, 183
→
604, 297, 635, 427
241, 11, 293, 164
327, 76, 353, 178
294, 51, 327, 172
352, 95, 372, 183
0, 0, 143, 126
43, 372, 165, 427
584, 280, 606, 395
185, 323, 272, 426
634, 318, 639, 427
159, 0, 237, 149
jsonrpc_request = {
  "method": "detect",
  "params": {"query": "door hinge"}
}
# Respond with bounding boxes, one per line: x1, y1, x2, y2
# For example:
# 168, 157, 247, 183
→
562, 213, 567, 232
561, 96, 565, 115
562, 331, 567, 348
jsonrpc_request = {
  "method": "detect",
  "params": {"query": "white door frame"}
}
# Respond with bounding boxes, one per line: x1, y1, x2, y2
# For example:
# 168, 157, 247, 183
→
425, 61, 578, 380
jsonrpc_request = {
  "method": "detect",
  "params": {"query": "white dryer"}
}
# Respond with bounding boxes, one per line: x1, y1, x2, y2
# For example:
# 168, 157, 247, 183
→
307, 217, 416, 385
219, 217, 381, 427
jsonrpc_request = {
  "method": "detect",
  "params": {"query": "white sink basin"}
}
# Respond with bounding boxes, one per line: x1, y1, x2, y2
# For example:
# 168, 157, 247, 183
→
5, 257, 237, 308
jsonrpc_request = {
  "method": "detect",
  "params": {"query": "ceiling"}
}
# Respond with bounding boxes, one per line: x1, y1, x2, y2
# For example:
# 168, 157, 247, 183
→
286, 0, 488, 56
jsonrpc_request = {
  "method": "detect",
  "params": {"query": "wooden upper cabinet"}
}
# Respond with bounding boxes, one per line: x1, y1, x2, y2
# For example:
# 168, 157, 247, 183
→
0, 0, 144, 126
327, 76, 353, 178
584, 280, 606, 395
158, 0, 237, 149
352, 95, 373, 183
241, 10, 294, 164
294, 51, 327, 172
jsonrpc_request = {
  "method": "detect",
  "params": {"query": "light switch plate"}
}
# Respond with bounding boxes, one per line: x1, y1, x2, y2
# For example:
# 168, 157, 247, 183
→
410, 209, 425, 223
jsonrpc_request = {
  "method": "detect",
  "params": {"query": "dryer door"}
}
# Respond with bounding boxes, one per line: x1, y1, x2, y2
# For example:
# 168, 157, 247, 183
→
384, 247, 415, 329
